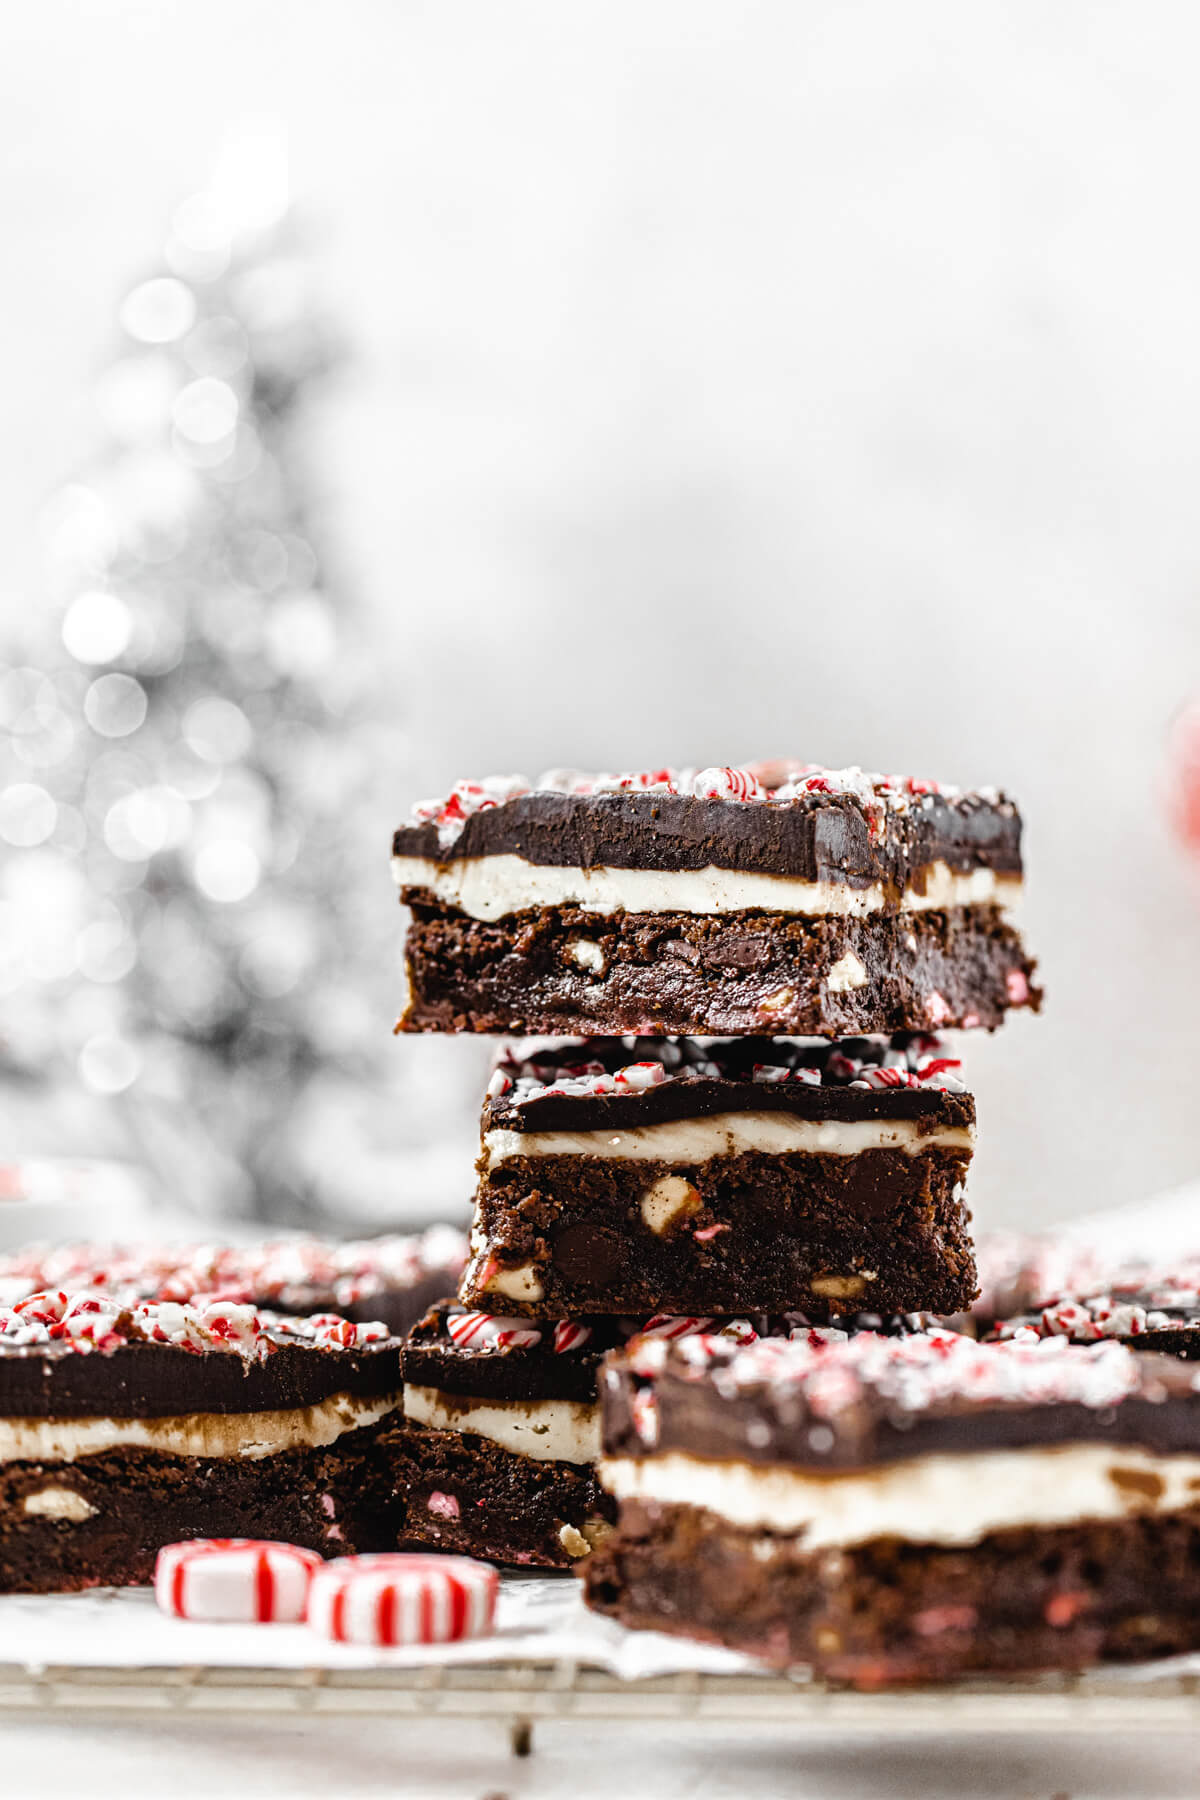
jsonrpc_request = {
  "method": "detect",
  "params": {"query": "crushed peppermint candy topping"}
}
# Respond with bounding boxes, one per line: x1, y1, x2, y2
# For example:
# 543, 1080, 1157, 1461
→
990, 1278, 1200, 1345
0, 1290, 393, 1359
403, 764, 1002, 847
487, 1034, 966, 1108
621, 1328, 1176, 1419
445, 1311, 542, 1352
0, 1227, 467, 1316
640, 1315, 759, 1343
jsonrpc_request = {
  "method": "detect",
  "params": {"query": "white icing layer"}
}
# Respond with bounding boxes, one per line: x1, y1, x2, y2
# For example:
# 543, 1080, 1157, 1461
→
404, 1385, 600, 1465
392, 854, 1021, 924
0, 1390, 402, 1465
599, 1446, 1200, 1549
483, 1113, 975, 1170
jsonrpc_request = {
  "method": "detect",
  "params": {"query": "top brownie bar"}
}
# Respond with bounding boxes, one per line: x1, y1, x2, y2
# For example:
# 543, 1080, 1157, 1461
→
392, 763, 1039, 1037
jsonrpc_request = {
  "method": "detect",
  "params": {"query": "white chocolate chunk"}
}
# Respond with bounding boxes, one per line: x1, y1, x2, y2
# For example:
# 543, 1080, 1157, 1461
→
22, 1486, 97, 1522
640, 1175, 702, 1235
567, 937, 606, 974
481, 1260, 545, 1304
826, 951, 868, 993
557, 1523, 591, 1558
810, 1273, 875, 1300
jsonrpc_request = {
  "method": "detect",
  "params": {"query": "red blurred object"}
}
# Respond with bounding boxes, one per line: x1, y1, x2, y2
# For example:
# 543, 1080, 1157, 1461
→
1168, 701, 1200, 853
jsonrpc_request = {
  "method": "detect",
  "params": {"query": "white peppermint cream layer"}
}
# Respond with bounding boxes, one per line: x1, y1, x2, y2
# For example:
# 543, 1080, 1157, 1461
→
404, 1384, 600, 1465
483, 1113, 975, 1170
600, 1445, 1200, 1549
0, 1390, 402, 1465
392, 853, 1021, 924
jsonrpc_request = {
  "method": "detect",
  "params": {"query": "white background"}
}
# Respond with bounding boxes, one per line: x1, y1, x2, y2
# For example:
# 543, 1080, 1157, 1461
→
4, 0, 1200, 1229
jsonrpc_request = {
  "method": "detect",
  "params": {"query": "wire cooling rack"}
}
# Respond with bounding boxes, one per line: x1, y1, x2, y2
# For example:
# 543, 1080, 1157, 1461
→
3, 1657, 1200, 1741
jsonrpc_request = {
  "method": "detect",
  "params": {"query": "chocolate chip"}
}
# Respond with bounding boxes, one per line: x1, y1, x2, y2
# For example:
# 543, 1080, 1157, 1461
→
702, 935, 769, 970
552, 1222, 625, 1289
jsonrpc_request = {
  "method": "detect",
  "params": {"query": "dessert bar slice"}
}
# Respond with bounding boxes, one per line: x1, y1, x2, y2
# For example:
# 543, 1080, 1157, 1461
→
384, 1302, 627, 1569
461, 1036, 977, 1318
384, 1304, 791, 1569
584, 1329, 1200, 1684
0, 1289, 405, 1592
392, 764, 1039, 1037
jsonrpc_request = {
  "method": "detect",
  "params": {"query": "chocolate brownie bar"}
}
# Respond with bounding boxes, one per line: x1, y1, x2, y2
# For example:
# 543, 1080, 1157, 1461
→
0, 1289, 406, 1592
0, 1227, 468, 1338
585, 1330, 1200, 1684
989, 1273, 1200, 1358
392, 764, 1039, 1037
461, 1036, 977, 1317
386, 1303, 796, 1568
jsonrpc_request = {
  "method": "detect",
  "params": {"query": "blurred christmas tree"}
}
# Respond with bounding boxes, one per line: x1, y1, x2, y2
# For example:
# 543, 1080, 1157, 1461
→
0, 127, 425, 1226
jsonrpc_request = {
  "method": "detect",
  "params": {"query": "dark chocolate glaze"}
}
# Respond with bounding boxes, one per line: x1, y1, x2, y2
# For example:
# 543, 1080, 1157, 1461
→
485, 1037, 974, 1136
402, 1303, 623, 1404
393, 790, 1022, 885
401, 1305, 924, 1406
600, 1343, 1200, 1469
0, 1334, 405, 1419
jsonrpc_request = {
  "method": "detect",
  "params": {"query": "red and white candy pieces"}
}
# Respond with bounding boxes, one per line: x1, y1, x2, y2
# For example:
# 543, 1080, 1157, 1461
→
307, 1554, 498, 1647
154, 1542, 500, 1649
155, 1539, 322, 1623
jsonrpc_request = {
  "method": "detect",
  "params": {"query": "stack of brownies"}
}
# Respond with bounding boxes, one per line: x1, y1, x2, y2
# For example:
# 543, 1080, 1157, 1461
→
385, 760, 1040, 1571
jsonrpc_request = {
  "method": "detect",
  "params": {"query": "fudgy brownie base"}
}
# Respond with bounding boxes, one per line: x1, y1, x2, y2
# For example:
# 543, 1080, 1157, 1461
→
0, 1428, 397, 1594
397, 897, 1039, 1037
382, 1421, 615, 1568
464, 1147, 976, 1316
583, 1499, 1200, 1686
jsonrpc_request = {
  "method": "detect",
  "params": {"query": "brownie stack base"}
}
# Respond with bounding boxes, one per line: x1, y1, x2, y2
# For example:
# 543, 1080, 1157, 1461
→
0, 1429, 396, 1594
382, 1421, 614, 1568
583, 1498, 1200, 1686
398, 899, 1038, 1037
468, 1148, 976, 1317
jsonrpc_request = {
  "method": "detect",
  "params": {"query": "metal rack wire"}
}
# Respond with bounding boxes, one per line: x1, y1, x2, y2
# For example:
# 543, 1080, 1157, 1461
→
2, 1657, 1199, 1739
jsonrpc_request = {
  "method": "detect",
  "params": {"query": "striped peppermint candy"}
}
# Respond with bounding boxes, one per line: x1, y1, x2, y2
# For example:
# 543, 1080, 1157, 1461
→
553, 1320, 592, 1353
689, 767, 767, 802
446, 1311, 542, 1351
640, 1315, 716, 1339
612, 1061, 667, 1093
307, 1554, 498, 1647
155, 1539, 322, 1623
850, 1066, 921, 1089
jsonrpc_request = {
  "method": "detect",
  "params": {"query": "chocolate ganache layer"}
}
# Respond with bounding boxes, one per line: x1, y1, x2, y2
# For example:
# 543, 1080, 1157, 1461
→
0, 1294, 403, 1418
392, 766, 1022, 887
483, 1035, 974, 1136
600, 1332, 1200, 1473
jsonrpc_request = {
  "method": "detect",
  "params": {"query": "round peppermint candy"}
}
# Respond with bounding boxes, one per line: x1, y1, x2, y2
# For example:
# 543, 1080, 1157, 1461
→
307, 1553, 498, 1647
155, 1539, 322, 1623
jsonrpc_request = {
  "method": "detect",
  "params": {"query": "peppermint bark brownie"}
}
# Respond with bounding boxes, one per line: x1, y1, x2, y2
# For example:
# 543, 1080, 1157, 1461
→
461, 1036, 977, 1318
584, 1331, 1200, 1684
392, 764, 1039, 1037
0, 1290, 405, 1592
385, 1304, 625, 1568
385, 1305, 772, 1568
